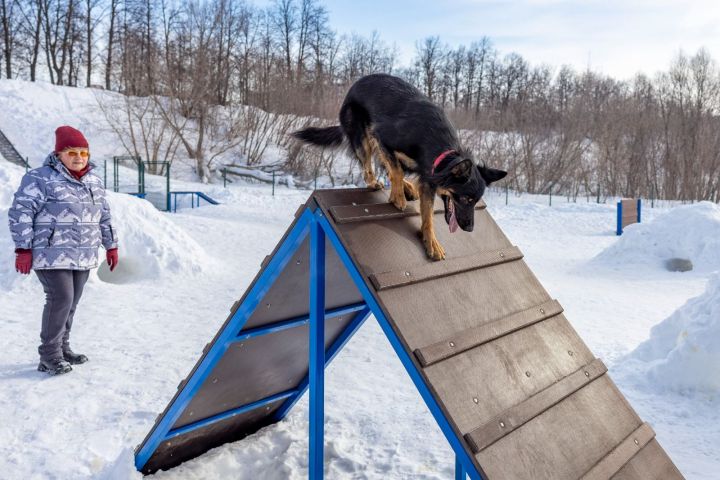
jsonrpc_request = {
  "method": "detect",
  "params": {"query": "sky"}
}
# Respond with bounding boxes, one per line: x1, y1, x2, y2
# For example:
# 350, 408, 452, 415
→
315, 0, 720, 80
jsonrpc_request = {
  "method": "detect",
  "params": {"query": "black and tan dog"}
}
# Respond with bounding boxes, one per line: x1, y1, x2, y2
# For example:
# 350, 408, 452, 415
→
292, 73, 507, 260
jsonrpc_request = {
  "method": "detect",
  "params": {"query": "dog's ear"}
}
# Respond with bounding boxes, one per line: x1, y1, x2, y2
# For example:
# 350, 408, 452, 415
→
450, 158, 473, 180
478, 165, 507, 185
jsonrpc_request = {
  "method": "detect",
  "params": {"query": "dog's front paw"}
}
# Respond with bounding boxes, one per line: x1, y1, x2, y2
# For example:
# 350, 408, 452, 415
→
389, 189, 407, 211
403, 179, 419, 201
424, 236, 446, 261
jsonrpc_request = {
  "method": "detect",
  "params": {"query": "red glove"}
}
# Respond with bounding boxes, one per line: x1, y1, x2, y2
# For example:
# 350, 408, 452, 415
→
15, 249, 32, 275
107, 248, 119, 272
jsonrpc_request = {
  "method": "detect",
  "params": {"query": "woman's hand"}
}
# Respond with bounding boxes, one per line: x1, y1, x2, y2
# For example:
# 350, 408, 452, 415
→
106, 248, 119, 272
15, 249, 32, 275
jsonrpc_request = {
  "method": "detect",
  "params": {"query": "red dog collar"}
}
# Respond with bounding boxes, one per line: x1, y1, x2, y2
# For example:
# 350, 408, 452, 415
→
431, 149, 456, 174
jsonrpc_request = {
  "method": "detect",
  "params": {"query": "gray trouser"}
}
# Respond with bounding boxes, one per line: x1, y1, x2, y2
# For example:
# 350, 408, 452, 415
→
35, 269, 90, 361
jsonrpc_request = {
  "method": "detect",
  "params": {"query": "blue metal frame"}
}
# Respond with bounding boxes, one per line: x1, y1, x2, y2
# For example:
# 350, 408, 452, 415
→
171, 191, 220, 212
637, 198, 642, 223
616, 200, 623, 236
309, 218, 326, 479
136, 204, 481, 479
315, 211, 484, 480
456, 455, 467, 479
164, 389, 298, 441
134, 209, 313, 471
233, 303, 366, 342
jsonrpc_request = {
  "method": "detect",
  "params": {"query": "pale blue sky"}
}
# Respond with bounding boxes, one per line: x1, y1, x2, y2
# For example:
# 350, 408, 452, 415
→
308, 0, 720, 79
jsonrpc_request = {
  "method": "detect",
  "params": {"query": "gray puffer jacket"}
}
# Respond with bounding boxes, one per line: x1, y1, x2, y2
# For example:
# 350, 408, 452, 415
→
8, 153, 118, 270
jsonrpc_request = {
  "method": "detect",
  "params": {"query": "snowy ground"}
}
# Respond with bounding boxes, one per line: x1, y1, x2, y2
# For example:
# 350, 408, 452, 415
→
0, 158, 718, 479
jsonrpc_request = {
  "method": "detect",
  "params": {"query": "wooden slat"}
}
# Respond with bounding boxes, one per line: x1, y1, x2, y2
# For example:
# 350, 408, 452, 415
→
330, 198, 486, 224
370, 246, 523, 291
415, 299, 563, 367
464, 359, 607, 453
580, 423, 655, 480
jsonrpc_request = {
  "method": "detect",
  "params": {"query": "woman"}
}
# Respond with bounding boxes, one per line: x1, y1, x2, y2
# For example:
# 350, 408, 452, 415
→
8, 126, 119, 375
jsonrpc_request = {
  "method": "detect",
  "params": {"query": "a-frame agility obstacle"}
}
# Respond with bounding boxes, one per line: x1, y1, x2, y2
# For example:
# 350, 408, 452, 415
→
135, 189, 684, 479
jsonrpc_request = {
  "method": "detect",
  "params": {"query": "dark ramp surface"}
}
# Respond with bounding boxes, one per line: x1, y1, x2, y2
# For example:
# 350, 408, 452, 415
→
136, 188, 684, 479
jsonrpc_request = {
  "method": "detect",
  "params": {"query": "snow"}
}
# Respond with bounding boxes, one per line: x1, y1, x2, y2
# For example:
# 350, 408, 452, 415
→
620, 273, 720, 393
0, 80, 718, 479
591, 201, 720, 273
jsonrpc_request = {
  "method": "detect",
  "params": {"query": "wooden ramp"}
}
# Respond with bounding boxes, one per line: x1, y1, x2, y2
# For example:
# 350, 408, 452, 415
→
135, 189, 683, 479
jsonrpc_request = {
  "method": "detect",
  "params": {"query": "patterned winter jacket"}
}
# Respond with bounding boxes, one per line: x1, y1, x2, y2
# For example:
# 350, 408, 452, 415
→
8, 153, 118, 270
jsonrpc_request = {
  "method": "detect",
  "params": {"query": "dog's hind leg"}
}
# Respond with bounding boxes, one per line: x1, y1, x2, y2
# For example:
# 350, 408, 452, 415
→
339, 101, 383, 190
419, 184, 445, 260
360, 132, 384, 191
370, 137, 406, 210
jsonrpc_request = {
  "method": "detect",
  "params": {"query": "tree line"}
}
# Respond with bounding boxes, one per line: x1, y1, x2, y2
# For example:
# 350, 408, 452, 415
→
1, 0, 719, 200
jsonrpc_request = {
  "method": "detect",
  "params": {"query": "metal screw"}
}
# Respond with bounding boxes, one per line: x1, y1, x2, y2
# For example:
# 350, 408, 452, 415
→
568, 350, 574, 356
449, 341, 456, 347
473, 397, 479, 404
189, 411, 194, 417
364, 208, 369, 213
266, 303, 271, 308
525, 371, 531, 377
634, 439, 639, 446
499, 252, 505, 258
499, 421, 506, 428
266, 406, 271, 411
296, 260, 301, 265
352, 202, 357, 206
584, 371, 590, 377
540, 308, 545, 314
404, 271, 411, 277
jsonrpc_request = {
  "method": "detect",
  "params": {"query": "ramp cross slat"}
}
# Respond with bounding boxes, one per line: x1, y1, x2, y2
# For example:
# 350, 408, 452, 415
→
370, 246, 523, 290
330, 198, 486, 224
415, 299, 564, 367
580, 423, 655, 480
465, 359, 608, 453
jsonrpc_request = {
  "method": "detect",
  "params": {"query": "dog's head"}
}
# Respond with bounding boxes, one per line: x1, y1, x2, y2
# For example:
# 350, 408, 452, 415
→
433, 157, 507, 233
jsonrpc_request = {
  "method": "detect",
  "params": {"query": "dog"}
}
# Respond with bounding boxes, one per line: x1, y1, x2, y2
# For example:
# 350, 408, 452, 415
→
292, 73, 507, 260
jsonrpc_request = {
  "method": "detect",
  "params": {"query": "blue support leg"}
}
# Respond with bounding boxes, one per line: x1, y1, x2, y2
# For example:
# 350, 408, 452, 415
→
456, 455, 467, 479
616, 200, 623, 235
309, 217, 326, 479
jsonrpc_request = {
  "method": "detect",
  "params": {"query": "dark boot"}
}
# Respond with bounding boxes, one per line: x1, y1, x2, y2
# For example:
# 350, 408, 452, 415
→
38, 358, 73, 375
62, 349, 89, 365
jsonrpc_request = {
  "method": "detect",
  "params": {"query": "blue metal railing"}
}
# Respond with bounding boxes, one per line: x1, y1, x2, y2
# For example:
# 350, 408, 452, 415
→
170, 191, 220, 212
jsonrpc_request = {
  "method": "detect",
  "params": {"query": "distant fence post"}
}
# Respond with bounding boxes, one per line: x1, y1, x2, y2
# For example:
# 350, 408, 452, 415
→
222, 168, 227, 188
25, 157, 29, 172
549, 190, 552, 207
272, 171, 276, 196
505, 183, 509, 206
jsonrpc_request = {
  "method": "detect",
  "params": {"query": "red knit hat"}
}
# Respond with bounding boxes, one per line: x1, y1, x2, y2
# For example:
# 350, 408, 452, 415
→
55, 126, 89, 153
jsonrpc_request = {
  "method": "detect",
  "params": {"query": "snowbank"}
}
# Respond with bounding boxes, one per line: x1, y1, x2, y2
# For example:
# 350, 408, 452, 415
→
622, 273, 720, 393
0, 161, 209, 288
96, 192, 209, 283
591, 202, 720, 272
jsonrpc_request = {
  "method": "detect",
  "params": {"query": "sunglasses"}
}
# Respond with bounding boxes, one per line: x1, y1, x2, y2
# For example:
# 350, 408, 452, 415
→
63, 149, 90, 159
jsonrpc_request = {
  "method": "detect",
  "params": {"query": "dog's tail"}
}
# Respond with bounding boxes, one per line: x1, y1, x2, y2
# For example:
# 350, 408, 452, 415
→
292, 126, 344, 147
